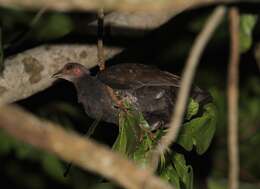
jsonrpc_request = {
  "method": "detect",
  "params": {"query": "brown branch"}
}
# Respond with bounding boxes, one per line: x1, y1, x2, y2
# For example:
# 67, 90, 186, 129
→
228, 7, 240, 189
0, 0, 257, 12
97, 8, 105, 70
150, 6, 226, 170
0, 11, 175, 105
103, 11, 175, 30
0, 105, 173, 189
0, 44, 121, 105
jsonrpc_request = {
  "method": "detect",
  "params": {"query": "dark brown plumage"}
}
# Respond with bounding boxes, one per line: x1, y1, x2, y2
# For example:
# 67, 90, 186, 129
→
53, 63, 211, 130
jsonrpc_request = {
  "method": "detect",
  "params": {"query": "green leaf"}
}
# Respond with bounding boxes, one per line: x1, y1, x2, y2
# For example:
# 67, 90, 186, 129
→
113, 101, 164, 168
90, 183, 118, 189
185, 98, 200, 120
160, 154, 193, 189
35, 13, 73, 40
172, 153, 193, 189
160, 165, 180, 189
173, 154, 188, 182
112, 107, 142, 156
41, 153, 66, 182
0, 130, 13, 154
239, 14, 257, 53
178, 103, 217, 154
132, 133, 155, 168
134, 128, 167, 168
15, 143, 34, 159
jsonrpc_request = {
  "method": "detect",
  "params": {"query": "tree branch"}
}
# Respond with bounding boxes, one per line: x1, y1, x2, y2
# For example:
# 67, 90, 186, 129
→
0, 11, 176, 104
97, 8, 105, 70
150, 6, 226, 170
228, 7, 240, 189
0, 0, 257, 12
0, 105, 173, 189
0, 44, 121, 105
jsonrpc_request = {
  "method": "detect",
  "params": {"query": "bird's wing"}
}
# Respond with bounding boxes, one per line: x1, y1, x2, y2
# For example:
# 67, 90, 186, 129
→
97, 63, 181, 89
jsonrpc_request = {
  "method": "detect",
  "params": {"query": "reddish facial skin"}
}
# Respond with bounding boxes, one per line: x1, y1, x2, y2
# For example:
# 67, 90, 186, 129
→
52, 63, 89, 81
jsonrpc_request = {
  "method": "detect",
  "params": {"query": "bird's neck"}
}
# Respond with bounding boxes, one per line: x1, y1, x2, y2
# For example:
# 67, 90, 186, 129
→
74, 74, 103, 94
72, 74, 117, 123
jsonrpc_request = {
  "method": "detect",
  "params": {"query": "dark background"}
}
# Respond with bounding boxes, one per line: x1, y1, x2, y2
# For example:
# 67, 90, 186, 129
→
0, 4, 259, 189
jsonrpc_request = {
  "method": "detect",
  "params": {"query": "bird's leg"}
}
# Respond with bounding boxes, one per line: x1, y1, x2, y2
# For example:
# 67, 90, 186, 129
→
139, 126, 156, 140
106, 86, 126, 111
64, 118, 100, 177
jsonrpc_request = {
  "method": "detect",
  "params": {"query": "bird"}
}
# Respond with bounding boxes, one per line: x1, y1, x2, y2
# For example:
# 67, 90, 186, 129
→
52, 63, 211, 130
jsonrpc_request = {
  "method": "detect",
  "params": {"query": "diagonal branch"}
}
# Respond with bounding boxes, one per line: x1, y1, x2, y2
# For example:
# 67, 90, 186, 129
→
0, 44, 121, 105
97, 8, 105, 70
0, 105, 173, 189
228, 7, 240, 189
0, 0, 257, 12
0, 11, 175, 105
150, 6, 226, 170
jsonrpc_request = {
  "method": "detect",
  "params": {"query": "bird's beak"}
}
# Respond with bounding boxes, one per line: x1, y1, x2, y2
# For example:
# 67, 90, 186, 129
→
52, 70, 63, 78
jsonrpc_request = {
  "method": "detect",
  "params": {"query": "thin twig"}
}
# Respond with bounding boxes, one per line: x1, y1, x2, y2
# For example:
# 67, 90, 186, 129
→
4, 7, 48, 50
64, 118, 100, 177
97, 8, 105, 70
150, 6, 226, 171
31, 7, 48, 26
0, 105, 173, 189
228, 7, 240, 189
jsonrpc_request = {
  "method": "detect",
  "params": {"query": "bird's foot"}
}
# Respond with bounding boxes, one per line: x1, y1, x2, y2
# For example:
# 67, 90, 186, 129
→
106, 86, 132, 113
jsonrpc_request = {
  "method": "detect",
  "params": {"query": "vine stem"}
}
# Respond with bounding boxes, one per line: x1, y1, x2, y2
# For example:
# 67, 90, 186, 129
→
150, 6, 226, 171
228, 7, 240, 189
97, 7, 105, 70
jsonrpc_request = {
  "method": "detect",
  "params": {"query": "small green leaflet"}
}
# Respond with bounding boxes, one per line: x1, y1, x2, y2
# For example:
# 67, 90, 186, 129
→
161, 165, 180, 189
42, 153, 67, 183
185, 98, 200, 120
160, 153, 193, 189
172, 153, 193, 189
35, 13, 73, 40
178, 103, 217, 154
112, 105, 143, 156
239, 14, 257, 53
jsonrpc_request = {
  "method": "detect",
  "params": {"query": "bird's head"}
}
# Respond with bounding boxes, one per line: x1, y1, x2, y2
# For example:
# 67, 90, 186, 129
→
52, 63, 89, 81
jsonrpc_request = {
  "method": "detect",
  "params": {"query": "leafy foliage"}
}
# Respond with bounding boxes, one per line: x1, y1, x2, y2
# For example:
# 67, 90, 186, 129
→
0, 5, 259, 189
34, 13, 73, 40
0, 129, 65, 179
0, 8, 73, 50
112, 99, 216, 188
0, 102, 97, 188
178, 103, 217, 154
113, 102, 162, 168
161, 153, 193, 189
210, 76, 260, 181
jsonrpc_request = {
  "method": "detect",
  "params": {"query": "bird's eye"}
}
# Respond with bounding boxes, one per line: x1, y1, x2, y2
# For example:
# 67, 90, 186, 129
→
66, 64, 74, 70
